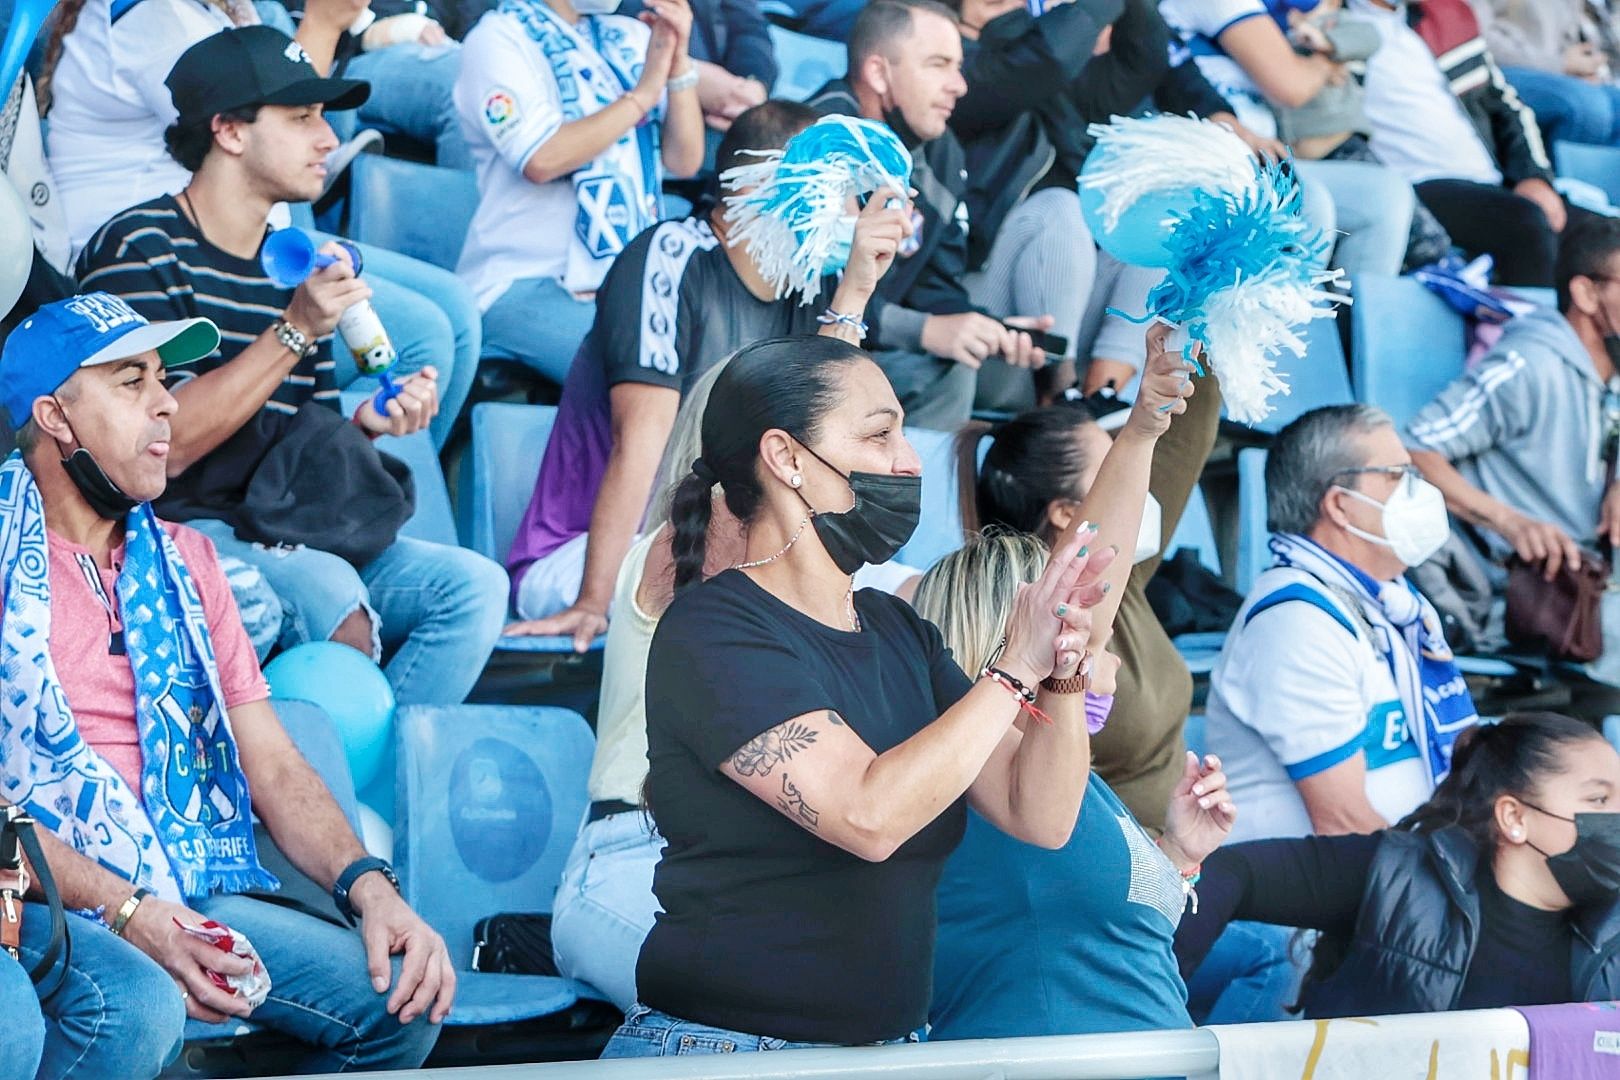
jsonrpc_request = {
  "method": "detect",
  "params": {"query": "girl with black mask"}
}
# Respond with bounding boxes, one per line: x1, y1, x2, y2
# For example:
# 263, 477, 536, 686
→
1174, 712, 1620, 1015
602, 335, 1117, 1057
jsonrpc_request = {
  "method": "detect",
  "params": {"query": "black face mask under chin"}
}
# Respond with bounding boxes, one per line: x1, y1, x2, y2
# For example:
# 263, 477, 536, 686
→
882, 104, 923, 150
796, 443, 922, 575
53, 407, 139, 521
1522, 803, 1620, 909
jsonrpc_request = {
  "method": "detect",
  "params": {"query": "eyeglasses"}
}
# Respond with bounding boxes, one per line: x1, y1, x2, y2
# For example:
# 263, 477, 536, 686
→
1331, 463, 1421, 484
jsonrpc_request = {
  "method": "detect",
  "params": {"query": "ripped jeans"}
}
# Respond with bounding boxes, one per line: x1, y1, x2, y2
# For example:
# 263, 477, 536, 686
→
185, 522, 508, 708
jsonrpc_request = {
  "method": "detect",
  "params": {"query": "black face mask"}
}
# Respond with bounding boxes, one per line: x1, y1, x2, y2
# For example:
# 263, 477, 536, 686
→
54, 405, 139, 521
796, 443, 921, 575
882, 104, 924, 150
1523, 803, 1620, 908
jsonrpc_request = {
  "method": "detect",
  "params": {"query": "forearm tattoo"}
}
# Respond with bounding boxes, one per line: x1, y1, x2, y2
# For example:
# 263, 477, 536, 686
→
729, 720, 818, 777
776, 773, 820, 828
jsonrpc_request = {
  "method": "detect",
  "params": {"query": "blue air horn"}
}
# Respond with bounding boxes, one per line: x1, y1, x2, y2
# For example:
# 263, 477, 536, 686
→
260, 229, 403, 410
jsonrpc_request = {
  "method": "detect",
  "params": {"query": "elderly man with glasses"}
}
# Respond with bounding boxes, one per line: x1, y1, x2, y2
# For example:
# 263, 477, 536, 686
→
1205, 404, 1480, 843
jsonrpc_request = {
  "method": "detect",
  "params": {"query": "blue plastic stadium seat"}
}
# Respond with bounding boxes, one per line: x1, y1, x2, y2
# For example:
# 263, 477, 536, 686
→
461, 402, 604, 653
1351, 274, 1468, 430
1167, 485, 1220, 575
1247, 314, 1354, 435
768, 24, 846, 101
1555, 140, 1620, 206
338, 389, 458, 547
394, 704, 597, 1025
347, 156, 480, 272
895, 426, 967, 570
1167, 486, 1227, 675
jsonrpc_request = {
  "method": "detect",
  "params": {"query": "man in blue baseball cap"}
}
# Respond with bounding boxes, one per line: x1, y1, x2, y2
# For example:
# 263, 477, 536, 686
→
1, 292, 219, 521
0, 293, 453, 1075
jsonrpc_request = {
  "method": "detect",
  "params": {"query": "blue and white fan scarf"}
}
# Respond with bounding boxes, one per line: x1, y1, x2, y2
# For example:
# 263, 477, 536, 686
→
502, 0, 662, 293
0, 453, 275, 902
1270, 532, 1478, 785
720, 115, 912, 302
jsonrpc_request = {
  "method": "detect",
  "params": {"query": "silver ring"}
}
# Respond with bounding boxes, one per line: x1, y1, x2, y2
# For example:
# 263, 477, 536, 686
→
1055, 603, 1069, 618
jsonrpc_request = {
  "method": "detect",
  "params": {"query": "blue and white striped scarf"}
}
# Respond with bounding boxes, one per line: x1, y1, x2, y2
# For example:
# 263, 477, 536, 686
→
0, 453, 275, 902
500, 0, 661, 292
1270, 532, 1478, 785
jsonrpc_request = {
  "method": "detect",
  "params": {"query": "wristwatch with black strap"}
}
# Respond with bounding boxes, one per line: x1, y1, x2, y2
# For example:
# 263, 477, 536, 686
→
332, 856, 400, 924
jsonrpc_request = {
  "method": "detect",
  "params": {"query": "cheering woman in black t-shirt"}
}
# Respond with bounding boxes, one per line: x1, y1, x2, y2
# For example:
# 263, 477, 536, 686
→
600, 335, 1159, 1057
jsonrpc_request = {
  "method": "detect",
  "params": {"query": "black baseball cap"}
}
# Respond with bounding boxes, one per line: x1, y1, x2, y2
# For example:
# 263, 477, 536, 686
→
166, 26, 369, 125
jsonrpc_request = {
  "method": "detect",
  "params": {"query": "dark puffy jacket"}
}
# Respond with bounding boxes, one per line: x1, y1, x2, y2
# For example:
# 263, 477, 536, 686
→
805, 79, 981, 352
1303, 826, 1620, 1018
1408, 0, 1553, 187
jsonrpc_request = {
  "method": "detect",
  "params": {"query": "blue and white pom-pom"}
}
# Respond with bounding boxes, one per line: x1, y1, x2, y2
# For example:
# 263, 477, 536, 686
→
1078, 115, 1343, 425
720, 115, 912, 303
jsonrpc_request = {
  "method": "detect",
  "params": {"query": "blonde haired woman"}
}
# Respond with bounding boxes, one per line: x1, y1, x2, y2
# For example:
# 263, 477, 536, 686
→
918, 530, 1237, 1038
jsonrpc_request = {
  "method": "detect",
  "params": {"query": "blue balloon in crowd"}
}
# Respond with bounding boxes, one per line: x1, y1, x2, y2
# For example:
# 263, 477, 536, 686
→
264, 642, 395, 791
1078, 151, 1194, 270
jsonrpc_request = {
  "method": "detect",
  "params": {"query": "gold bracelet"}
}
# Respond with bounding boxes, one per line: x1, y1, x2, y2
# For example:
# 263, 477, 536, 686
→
109, 886, 149, 938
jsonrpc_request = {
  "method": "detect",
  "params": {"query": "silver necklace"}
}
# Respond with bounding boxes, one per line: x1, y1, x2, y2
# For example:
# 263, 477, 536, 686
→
733, 517, 809, 570
733, 517, 862, 632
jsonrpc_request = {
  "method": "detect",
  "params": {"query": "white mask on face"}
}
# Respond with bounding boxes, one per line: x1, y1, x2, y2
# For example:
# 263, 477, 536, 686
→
1334, 473, 1451, 568
572, 0, 622, 14
1133, 493, 1162, 564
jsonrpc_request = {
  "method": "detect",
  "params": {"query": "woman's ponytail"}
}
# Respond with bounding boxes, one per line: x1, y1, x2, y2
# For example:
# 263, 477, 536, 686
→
670, 468, 717, 594
1396, 711, 1602, 845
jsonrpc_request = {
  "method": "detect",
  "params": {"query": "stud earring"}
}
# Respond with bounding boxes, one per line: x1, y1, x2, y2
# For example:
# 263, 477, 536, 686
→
1512, 829, 1523, 839
790, 474, 803, 488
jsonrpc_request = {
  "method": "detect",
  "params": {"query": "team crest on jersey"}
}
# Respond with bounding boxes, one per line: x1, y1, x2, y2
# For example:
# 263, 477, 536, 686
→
484, 90, 518, 132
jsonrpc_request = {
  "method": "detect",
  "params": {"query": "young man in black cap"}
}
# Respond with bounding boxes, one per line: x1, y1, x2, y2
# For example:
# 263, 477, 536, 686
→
78, 26, 509, 712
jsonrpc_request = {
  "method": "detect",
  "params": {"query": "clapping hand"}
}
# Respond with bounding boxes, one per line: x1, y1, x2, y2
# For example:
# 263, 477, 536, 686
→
997, 525, 1117, 686
1161, 752, 1237, 870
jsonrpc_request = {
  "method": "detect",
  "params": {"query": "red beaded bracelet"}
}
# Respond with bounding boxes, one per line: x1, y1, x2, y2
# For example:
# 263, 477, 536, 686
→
980, 667, 1053, 726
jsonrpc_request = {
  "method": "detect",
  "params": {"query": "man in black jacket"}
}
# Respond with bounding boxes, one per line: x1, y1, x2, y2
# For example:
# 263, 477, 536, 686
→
948, 0, 1259, 401
808, 0, 1055, 429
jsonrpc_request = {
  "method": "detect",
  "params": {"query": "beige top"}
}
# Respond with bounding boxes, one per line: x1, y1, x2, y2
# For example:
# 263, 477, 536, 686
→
587, 532, 661, 805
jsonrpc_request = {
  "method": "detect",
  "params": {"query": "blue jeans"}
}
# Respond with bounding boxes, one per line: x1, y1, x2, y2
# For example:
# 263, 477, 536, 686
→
550, 811, 663, 1012
1505, 66, 1620, 148
1293, 158, 1413, 280
218, 555, 284, 662
0, 951, 44, 1080
17, 905, 186, 1080
1183, 921, 1304, 1026
188, 522, 509, 708
481, 277, 595, 386
601, 1004, 920, 1057
313, 235, 482, 450
329, 43, 471, 171
194, 893, 440, 1072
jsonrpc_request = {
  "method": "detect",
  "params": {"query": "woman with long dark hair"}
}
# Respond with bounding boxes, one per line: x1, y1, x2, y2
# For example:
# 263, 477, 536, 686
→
601, 335, 1117, 1057
961, 323, 1219, 833
1174, 712, 1620, 1014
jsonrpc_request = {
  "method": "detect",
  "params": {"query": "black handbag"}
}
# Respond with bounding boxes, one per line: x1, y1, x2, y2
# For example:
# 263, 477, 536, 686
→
2, 806, 70, 998
470, 913, 560, 977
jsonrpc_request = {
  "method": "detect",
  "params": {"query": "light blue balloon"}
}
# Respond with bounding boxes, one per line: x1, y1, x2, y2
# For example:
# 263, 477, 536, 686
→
264, 642, 395, 791
1079, 149, 1196, 269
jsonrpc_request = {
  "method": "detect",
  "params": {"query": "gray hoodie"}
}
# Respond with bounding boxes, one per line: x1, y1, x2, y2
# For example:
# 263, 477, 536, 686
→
1406, 306, 1617, 560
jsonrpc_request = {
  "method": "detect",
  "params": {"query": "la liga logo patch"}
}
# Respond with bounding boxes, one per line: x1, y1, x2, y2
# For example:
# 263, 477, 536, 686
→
484, 89, 518, 128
